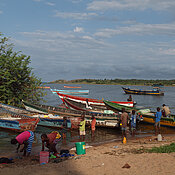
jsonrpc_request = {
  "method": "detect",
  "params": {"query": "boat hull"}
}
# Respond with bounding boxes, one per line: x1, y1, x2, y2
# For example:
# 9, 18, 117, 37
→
56, 92, 134, 107
122, 87, 164, 96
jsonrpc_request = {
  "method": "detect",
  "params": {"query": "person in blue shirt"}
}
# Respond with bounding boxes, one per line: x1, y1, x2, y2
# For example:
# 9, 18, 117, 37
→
130, 110, 137, 137
155, 107, 162, 135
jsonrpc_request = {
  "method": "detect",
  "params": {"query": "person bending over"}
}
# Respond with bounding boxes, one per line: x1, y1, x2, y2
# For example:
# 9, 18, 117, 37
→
11, 130, 34, 157
41, 131, 61, 155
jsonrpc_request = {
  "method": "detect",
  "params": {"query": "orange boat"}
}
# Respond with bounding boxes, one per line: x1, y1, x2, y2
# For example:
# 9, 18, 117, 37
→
64, 86, 82, 88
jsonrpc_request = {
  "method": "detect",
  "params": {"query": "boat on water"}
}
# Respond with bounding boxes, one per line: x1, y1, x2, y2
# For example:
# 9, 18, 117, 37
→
122, 87, 164, 96
50, 89, 89, 95
22, 101, 120, 128
103, 100, 175, 128
0, 106, 39, 132
64, 86, 82, 88
56, 92, 134, 107
63, 97, 115, 115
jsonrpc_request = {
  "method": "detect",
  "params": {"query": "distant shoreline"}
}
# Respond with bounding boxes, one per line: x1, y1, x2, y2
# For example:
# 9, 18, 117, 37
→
46, 78, 175, 87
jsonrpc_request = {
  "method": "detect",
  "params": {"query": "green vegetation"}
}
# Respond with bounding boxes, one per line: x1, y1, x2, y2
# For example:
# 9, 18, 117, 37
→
147, 143, 175, 153
49, 78, 175, 86
0, 33, 45, 107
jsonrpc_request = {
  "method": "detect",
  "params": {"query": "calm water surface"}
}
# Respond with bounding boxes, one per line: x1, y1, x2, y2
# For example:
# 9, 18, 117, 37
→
1, 84, 175, 154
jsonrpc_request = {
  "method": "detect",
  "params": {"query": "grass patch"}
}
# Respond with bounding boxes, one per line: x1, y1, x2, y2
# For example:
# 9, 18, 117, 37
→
147, 143, 175, 153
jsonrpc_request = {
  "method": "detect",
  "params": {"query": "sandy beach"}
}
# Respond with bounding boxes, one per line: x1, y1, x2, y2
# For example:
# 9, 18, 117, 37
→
1, 134, 175, 175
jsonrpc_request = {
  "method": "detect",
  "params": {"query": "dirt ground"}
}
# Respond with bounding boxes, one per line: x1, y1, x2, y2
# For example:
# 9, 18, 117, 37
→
1, 135, 175, 175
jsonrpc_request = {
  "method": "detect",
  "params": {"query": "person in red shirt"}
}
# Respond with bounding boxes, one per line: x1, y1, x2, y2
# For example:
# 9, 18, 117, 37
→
41, 131, 61, 155
91, 115, 96, 140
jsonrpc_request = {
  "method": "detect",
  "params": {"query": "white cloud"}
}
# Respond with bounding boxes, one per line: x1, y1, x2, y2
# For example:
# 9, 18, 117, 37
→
0, 10, 3, 14
87, 0, 175, 11
159, 48, 175, 55
74, 27, 84, 33
33, 0, 42, 2
54, 11, 97, 20
45, 2, 55, 6
94, 23, 175, 38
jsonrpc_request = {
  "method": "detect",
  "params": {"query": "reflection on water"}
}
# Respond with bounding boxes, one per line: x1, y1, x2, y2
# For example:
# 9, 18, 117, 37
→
1, 123, 175, 154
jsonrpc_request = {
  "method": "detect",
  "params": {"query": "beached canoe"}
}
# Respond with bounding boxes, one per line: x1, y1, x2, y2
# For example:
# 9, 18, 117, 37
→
56, 92, 134, 107
141, 112, 175, 128
63, 97, 115, 115
103, 100, 139, 113
22, 101, 120, 128
122, 87, 164, 96
0, 107, 39, 132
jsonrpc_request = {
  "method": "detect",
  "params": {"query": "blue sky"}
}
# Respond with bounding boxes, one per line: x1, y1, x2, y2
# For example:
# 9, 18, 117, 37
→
1, 0, 175, 81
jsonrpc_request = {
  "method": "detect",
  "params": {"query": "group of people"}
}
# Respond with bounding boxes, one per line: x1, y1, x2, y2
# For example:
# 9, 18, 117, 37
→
120, 103, 171, 139
11, 114, 96, 157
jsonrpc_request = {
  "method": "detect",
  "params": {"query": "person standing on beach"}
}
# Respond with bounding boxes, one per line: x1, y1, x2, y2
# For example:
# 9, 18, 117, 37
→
130, 110, 137, 137
79, 114, 86, 141
91, 114, 96, 140
162, 104, 170, 118
11, 130, 34, 157
62, 117, 67, 140
155, 107, 162, 135
120, 108, 129, 140
41, 131, 61, 155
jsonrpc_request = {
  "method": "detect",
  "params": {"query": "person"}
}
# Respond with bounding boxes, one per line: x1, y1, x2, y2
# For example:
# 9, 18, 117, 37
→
11, 130, 34, 157
155, 107, 162, 135
85, 99, 92, 109
127, 95, 132, 102
120, 108, 129, 140
79, 114, 86, 141
162, 104, 170, 118
41, 131, 61, 155
62, 117, 67, 140
130, 110, 137, 137
91, 114, 96, 140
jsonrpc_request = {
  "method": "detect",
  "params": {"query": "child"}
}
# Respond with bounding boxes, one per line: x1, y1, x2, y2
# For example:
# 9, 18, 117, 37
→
79, 114, 86, 141
155, 107, 162, 135
130, 110, 137, 137
11, 130, 34, 157
41, 131, 61, 155
91, 115, 96, 139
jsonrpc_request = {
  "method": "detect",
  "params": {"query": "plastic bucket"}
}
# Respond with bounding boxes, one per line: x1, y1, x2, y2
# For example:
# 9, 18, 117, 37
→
40, 151, 49, 164
75, 142, 86, 155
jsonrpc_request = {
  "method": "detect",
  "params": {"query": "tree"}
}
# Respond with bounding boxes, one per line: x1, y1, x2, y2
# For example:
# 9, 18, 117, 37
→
0, 33, 45, 107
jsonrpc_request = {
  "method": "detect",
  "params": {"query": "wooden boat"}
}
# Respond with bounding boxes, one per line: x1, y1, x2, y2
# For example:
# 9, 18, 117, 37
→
0, 106, 39, 132
56, 92, 134, 107
22, 101, 120, 128
141, 112, 175, 128
64, 86, 82, 88
50, 89, 89, 95
122, 87, 164, 96
63, 97, 115, 115
104, 100, 175, 128
0, 103, 75, 129
103, 100, 139, 113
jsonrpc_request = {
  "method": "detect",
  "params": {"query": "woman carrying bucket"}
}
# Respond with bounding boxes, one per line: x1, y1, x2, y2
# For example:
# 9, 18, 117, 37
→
41, 131, 61, 155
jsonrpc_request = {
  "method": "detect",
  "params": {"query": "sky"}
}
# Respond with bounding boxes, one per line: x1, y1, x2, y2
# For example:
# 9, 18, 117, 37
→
1, 0, 175, 82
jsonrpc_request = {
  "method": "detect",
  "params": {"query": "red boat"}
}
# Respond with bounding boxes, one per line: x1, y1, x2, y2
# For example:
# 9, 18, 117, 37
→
56, 92, 134, 107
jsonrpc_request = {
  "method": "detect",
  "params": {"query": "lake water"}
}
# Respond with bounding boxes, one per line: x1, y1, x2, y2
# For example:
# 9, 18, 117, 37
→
1, 84, 175, 154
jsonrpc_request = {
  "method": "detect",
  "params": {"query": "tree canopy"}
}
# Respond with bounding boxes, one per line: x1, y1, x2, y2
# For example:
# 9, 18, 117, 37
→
0, 34, 45, 107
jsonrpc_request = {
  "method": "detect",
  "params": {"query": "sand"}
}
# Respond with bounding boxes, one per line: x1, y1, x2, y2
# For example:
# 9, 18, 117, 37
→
1, 135, 175, 175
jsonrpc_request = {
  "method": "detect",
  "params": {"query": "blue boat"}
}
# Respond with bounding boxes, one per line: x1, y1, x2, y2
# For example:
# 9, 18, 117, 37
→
122, 87, 164, 96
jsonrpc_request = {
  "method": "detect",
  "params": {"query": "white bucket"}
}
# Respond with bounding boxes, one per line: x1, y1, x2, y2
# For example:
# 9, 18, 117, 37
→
157, 134, 162, 141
